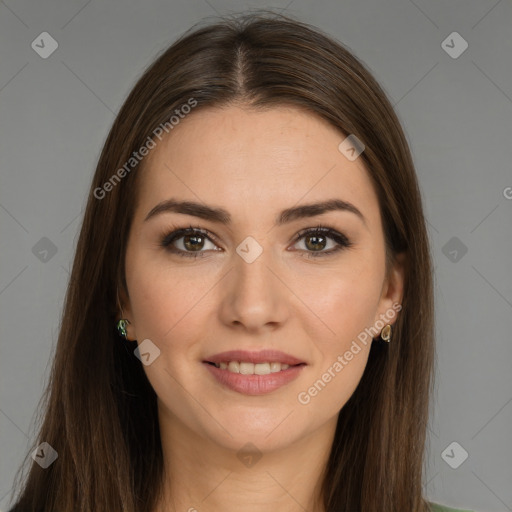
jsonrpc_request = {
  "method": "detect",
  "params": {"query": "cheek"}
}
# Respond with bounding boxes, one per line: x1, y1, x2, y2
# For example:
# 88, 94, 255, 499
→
129, 273, 205, 344
125, 243, 203, 343
329, 271, 382, 332
295, 273, 378, 413
298, 350, 370, 414
291, 253, 383, 411
293, 254, 384, 344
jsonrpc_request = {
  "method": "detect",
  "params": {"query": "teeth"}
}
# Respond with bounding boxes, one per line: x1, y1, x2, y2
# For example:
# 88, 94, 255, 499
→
254, 363, 271, 375
228, 361, 240, 373
212, 361, 292, 374
270, 362, 281, 373
239, 362, 254, 375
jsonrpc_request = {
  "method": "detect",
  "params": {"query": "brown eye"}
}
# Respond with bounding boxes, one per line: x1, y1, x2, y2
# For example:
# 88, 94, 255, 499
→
161, 227, 219, 258
291, 226, 352, 258
304, 233, 328, 251
182, 233, 206, 251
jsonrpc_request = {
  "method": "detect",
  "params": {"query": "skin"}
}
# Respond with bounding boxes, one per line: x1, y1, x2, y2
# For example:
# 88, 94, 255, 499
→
119, 104, 405, 512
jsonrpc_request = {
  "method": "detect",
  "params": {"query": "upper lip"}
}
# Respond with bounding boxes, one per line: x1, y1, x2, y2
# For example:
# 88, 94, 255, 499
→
204, 350, 306, 366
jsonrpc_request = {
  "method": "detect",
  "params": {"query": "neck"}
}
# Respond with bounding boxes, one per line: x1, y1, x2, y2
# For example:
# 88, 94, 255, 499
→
153, 407, 337, 512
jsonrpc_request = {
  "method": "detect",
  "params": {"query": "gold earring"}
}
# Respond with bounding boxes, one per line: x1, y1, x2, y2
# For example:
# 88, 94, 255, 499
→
380, 324, 392, 343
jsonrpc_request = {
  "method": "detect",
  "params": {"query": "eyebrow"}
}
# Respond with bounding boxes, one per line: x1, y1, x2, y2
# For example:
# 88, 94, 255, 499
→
144, 198, 367, 227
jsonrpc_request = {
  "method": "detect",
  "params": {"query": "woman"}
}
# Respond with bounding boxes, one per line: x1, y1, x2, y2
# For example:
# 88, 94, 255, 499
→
7, 12, 475, 512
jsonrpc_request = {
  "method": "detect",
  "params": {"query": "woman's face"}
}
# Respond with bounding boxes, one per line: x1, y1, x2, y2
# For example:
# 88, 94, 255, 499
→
122, 104, 404, 452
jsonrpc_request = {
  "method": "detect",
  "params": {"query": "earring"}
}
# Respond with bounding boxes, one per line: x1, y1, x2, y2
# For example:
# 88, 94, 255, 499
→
380, 324, 392, 343
116, 319, 130, 339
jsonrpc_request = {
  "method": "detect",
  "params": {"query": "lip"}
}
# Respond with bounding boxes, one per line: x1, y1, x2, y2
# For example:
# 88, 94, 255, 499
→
202, 350, 307, 396
203, 362, 306, 395
203, 349, 306, 366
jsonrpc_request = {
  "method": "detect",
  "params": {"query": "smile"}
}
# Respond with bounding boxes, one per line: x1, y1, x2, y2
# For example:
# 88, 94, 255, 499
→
206, 361, 300, 374
203, 361, 306, 395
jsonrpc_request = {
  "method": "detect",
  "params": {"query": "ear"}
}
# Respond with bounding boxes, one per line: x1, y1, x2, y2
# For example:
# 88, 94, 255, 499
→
116, 286, 137, 341
374, 251, 406, 326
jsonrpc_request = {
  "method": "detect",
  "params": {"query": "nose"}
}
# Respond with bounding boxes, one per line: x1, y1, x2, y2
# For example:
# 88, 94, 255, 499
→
217, 246, 290, 333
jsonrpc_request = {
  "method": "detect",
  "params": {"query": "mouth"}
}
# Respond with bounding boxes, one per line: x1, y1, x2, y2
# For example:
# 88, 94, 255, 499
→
202, 349, 307, 395
204, 360, 306, 375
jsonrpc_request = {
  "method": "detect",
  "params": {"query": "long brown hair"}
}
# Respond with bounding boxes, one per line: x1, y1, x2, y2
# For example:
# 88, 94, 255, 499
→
8, 11, 434, 512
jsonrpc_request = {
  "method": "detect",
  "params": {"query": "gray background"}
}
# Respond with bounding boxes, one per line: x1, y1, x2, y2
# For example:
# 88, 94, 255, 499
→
1, 1, 511, 511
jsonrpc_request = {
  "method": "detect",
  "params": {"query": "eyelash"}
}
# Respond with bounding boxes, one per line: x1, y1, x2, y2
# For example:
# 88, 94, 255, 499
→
159, 224, 353, 259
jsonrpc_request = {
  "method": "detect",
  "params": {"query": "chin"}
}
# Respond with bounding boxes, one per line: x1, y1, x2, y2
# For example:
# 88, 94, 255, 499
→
209, 424, 303, 455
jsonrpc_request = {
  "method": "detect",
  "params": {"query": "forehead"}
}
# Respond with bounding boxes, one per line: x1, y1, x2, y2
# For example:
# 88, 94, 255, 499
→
136, 105, 381, 228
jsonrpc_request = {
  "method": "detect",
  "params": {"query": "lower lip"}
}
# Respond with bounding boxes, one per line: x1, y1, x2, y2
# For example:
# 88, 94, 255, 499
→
203, 362, 306, 395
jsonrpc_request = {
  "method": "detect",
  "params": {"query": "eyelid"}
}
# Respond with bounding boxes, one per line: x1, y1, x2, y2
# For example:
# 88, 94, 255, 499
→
159, 225, 220, 250
159, 223, 352, 257
292, 224, 348, 243
290, 224, 352, 258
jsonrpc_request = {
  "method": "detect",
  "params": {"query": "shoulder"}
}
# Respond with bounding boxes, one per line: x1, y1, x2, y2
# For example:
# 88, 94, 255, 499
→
428, 501, 475, 512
